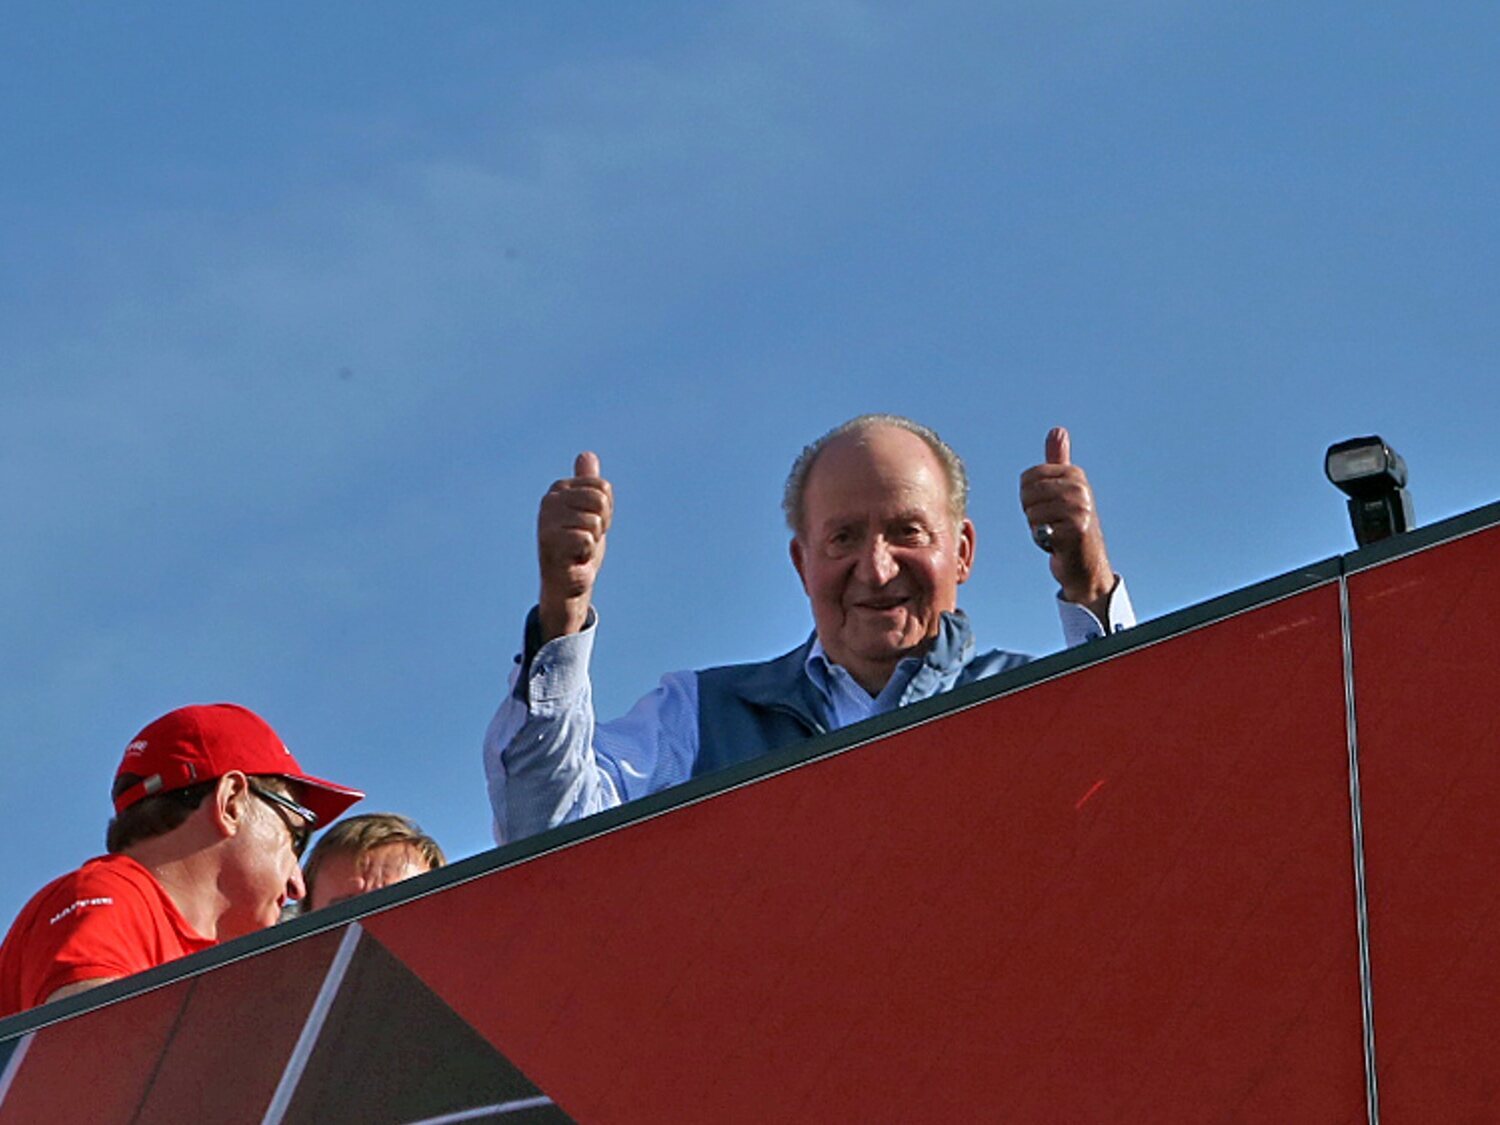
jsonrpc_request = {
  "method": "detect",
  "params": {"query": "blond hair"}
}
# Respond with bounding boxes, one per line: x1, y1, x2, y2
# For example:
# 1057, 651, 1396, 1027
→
301, 812, 445, 902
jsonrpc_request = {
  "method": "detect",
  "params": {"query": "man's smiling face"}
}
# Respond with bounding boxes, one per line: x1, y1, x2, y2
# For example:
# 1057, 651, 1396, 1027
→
790, 424, 975, 695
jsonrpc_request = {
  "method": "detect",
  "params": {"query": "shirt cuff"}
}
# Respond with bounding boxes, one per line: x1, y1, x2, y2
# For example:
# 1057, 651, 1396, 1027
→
513, 605, 598, 706
1058, 576, 1135, 646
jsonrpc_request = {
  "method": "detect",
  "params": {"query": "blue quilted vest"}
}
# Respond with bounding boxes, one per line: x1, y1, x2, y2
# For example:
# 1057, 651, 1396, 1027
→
691, 613, 1031, 778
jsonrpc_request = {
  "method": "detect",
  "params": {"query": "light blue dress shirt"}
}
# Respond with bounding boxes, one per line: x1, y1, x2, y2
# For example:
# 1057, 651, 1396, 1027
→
485, 583, 1134, 843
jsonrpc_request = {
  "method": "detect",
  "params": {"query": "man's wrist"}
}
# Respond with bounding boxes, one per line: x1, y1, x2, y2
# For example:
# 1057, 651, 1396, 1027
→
1061, 575, 1115, 606
1061, 573, 1117, 620
537, 594, 591, 642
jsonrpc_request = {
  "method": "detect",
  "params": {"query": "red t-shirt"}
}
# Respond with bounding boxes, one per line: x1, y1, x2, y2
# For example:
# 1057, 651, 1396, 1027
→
0, 854, 214, 1018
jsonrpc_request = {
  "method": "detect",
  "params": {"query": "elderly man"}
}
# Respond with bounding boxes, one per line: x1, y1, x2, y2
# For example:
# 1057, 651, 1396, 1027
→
0, 703, 362, 1017
484, 415, 1133, 843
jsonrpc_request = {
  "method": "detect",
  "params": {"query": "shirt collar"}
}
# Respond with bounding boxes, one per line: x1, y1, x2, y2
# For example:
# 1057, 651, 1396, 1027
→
803, 609, 976, 710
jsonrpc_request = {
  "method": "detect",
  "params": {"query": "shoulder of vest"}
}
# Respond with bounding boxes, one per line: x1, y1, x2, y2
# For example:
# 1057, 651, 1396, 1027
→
696, 634, 816, 706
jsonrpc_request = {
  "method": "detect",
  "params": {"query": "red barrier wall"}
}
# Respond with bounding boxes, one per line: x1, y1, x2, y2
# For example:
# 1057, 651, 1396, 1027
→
2, 508, 1496, 1123
1350, 522, 1500, 1120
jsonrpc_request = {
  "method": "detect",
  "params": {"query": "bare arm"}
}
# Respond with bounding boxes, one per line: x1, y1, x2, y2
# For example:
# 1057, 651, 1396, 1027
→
44, 977, 117, 1005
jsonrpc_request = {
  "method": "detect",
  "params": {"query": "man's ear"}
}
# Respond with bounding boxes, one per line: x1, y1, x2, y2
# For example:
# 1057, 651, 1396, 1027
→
208, 772, 252, 839
789, 536, 809, 592
956, 518, 976, 584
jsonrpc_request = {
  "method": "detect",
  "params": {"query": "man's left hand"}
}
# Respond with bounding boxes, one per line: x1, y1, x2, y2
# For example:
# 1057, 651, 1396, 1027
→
1019, 426, 1117, 621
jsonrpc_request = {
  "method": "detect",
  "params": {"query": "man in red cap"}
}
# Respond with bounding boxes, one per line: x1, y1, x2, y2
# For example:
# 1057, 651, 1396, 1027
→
0, 703, 362, 1018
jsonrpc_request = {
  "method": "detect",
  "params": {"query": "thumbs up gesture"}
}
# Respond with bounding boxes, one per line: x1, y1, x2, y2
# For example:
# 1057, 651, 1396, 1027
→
537, 451, 614, 640
1019, 427, 1116, 618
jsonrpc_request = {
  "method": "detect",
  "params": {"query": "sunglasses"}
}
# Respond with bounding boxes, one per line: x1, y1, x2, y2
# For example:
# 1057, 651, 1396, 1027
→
247, 779, 318, 858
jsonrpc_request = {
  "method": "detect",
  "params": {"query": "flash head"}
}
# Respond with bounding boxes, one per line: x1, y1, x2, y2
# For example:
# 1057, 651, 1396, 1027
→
1324, 435, 1414, 546
1325, 436, 1408, 498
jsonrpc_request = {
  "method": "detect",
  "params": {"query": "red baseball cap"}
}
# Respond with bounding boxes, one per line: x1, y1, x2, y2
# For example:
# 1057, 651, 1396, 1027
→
112, 704, 363, 826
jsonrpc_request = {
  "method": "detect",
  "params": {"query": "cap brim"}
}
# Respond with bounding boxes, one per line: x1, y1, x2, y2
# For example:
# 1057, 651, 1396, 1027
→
287, 775, 364, 826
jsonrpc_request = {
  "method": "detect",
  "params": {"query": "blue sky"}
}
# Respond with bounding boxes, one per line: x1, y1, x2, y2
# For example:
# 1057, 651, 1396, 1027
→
3, 2, 1497, 931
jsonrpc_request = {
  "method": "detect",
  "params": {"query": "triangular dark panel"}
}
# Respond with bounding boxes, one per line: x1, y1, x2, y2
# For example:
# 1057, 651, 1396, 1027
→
279, 930, 573, 1124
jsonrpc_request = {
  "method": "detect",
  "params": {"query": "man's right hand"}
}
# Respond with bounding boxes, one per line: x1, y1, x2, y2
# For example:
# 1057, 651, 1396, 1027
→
537, 451, 613, 641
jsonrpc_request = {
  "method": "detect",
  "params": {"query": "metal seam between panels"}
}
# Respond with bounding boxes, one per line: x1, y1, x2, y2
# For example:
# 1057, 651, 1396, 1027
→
261, 922, 363, 1125
0, 1032, 33, 1107
1340, 576, 1380, 1125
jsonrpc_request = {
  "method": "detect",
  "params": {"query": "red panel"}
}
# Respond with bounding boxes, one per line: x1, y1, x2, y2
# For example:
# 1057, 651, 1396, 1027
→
0, 930, 339, 1124
126, 931, 340, 1120
369, 584, 1367, 1122
1349, 524, 1500, 1120
0, 982, 189, 1125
